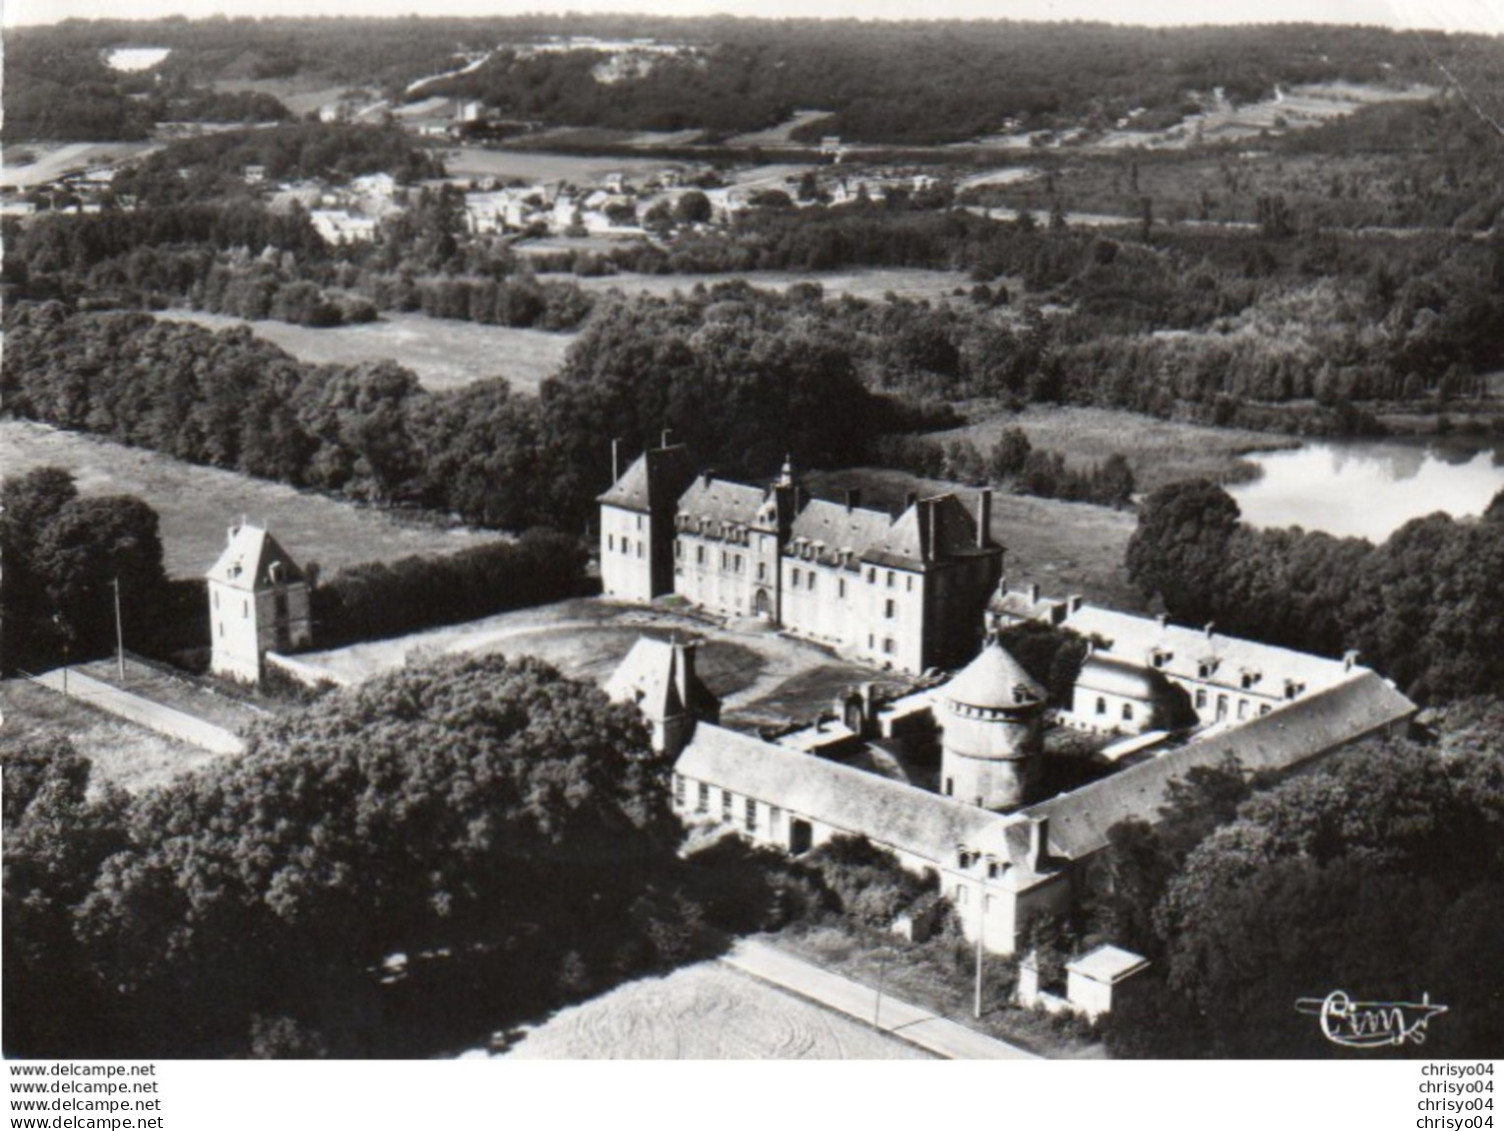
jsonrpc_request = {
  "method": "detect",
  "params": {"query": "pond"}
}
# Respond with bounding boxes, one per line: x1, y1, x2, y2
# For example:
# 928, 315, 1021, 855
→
1226, 437, 1504, 542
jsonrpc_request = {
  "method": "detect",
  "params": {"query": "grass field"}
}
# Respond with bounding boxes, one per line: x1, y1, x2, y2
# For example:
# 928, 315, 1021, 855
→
804, 466, 1144, 611
440, 146, 677, 185
293, 596, 888, 728
157, 310, 575, 394
0, 678, 222, 795
567, 267, 975, 303
936, 404, 1300, 493
0, 420, 500, 579
0, 141, 163, 189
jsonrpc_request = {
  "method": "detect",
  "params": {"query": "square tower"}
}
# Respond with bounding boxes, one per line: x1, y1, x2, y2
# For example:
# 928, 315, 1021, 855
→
206, 522, 313, 682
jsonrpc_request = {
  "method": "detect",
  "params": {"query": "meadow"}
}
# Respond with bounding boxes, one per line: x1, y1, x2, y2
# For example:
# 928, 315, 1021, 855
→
565, 266, 975, 303
934, 405, 1300, 493
0, 420, 500, 579
158, 310, 575, 393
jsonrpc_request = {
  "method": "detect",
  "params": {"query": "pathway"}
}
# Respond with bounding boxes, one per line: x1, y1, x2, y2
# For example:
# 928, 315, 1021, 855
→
723, 939, 1041, 1060
30, 668, 246, 756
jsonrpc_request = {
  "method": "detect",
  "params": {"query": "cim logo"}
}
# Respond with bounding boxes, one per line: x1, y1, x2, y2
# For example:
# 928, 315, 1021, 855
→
1295, 990, 1449, 1049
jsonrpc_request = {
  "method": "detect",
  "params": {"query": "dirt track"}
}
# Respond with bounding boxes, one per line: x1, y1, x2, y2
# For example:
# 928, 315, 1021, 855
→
502, 963, 930, 1060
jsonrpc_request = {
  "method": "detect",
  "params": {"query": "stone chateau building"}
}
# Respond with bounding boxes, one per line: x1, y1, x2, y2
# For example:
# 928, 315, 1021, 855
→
599, 438, 1003, 674
206, 522, 313, 682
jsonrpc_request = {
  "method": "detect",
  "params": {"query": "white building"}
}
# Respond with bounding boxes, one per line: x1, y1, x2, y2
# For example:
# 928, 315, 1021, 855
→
206, 523, 313, 683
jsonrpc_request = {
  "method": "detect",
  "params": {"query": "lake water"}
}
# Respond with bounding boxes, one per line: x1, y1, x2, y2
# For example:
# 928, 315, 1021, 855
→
105, 47, 171, 72
1226, 438, 1504, 542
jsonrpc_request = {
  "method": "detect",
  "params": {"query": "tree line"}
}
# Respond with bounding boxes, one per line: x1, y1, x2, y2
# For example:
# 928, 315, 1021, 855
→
1126, 479, 1504, 704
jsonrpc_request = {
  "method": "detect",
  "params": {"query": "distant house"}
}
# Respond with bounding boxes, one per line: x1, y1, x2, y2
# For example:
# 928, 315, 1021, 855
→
310, 209, 378, 245
206, 522, 313, 683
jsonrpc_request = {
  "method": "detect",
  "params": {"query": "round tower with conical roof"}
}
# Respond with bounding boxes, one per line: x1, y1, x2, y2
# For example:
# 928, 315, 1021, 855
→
937, 636, 1046, 811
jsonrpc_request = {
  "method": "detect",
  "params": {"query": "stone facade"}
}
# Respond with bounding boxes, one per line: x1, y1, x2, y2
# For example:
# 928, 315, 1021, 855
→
206, 523, 312, 683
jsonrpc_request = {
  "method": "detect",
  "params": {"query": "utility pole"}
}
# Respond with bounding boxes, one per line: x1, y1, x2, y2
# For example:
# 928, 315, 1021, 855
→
111, 577, 125, 681
974, 902, 986, 1020
874, 948, 889, 1030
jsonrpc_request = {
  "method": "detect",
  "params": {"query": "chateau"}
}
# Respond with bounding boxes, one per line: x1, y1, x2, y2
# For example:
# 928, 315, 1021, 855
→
608, 600, 1417, 957
206, 522, 313, 683
599, 438, 1003, 673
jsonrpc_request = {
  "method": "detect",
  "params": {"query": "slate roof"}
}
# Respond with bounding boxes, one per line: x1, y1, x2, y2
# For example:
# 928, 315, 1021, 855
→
605, 637, 720, 722
1060, 605, 1354, 697
676, 475, 769, 529
1075, 653, 1167, 700
677, 723, 1008, 863
788, 499, 894, 568
1023, 670, 1416, 861
863, 494, 991, 569
941, 637, 1045, 710
206, 525, 305, 590
1067, 944, 1150, 985
597, 444, 695, 515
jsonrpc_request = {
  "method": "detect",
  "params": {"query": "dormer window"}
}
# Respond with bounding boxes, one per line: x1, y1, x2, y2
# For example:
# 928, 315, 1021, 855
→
1151, 649, 1171, 669
1240, 670, 1261, 690
1197, 659, 1218, 680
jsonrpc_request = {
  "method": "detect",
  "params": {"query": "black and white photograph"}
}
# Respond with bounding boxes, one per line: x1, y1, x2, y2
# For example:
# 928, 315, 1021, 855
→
1, 0, 1501, 1117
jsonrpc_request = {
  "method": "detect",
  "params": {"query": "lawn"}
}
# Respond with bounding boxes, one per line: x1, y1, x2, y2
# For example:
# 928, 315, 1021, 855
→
68, 656, 280, 736
803, 466, 1145, 611
292, 595, 890, 729
0, 678, 224, 795
935, 404, 1300, 493
0, 419, 500, 579
156, 310, 576, 394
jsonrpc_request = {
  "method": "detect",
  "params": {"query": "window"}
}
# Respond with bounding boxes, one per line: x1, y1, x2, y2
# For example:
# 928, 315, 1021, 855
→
1195, 688, 1208, 710
213, 591, 219, 609
886, 571, 895, 588
883, 638, 896, 656
243, 600, 249, 618
675, 541, 682, 559
745, 797, 757, 833
986, 860, 1001, 880
1151, 650, 1168, 668
696, 545, 705, 565
636, 541, 644, 559
944, 777, 954, 796
807, 572, 815, 591
607, 534, 615, 552
1198, 661, 1217, 679
636, 515, 643, 531
735, 554, 744, 573
1096, 697, 1107, 716
791, 567, 801, 587
1237, 699, 1249, 720
1241, 671, 1259, 690
722, 790, 734, 821
1122, 703, 1134, 722
1217, 694, 1229, 721
906, 576, 914, 593
955, 884, 969, 905
884, 599, 896, 619
673, 774, 685, 806
868, 634, 875, 649
770, 806, 782, 837
757, 562, 766, 581
867, 568, 876, 584
697, 782, 709, 813
721, 551, 729, 569
1260, 704, 1272, 717
838, 579, 846, 599
218, 621, 224, 638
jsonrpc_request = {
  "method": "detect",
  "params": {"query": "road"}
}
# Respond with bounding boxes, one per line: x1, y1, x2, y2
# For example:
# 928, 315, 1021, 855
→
724, 939, 1040, 1060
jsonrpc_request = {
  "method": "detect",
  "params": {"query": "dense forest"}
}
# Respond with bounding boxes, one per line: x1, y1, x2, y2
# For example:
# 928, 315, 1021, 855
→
1098, 698, 1504, 1057
8, 16, 1499, 145
1126, 479, 1504, 703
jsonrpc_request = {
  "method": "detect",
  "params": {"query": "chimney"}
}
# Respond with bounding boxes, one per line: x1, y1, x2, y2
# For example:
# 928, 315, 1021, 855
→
1204, 622, 1216, 641
1029, 582, 1041, 605
673, 639, 698, 715
795, 486, 808, 512
661, 427, 675, 448
904, 491, 918, 511
845, 487, 862, 513
611, 438, 621, 483
976, 487, 992, 547
1156, 612, 1168, 629
1029, 816, 1050, 871
924, 500, 937, 561
1068, 594, 1084, 614
701, 470, 714, 489
1343, 649, 1360, 672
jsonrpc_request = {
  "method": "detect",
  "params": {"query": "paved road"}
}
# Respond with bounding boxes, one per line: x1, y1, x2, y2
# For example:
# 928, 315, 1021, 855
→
724, 939, 1041, 1060
31, 668, 246, 756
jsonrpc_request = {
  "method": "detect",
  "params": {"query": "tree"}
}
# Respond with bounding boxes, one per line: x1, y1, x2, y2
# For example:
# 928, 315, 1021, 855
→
674, 190, 712, 225
1125, 480, 1242, 625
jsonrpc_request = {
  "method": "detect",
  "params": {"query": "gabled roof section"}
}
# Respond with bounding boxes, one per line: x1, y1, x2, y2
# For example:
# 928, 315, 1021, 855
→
206, 525, 306, 590
676, 475, 768, 528
1023, 670, 1416, 862
598, 443, 695, 515
605, 636, 720, 723
677, 723, 1007, 864
862, 494, 990, 570
788, 499, 893, 566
